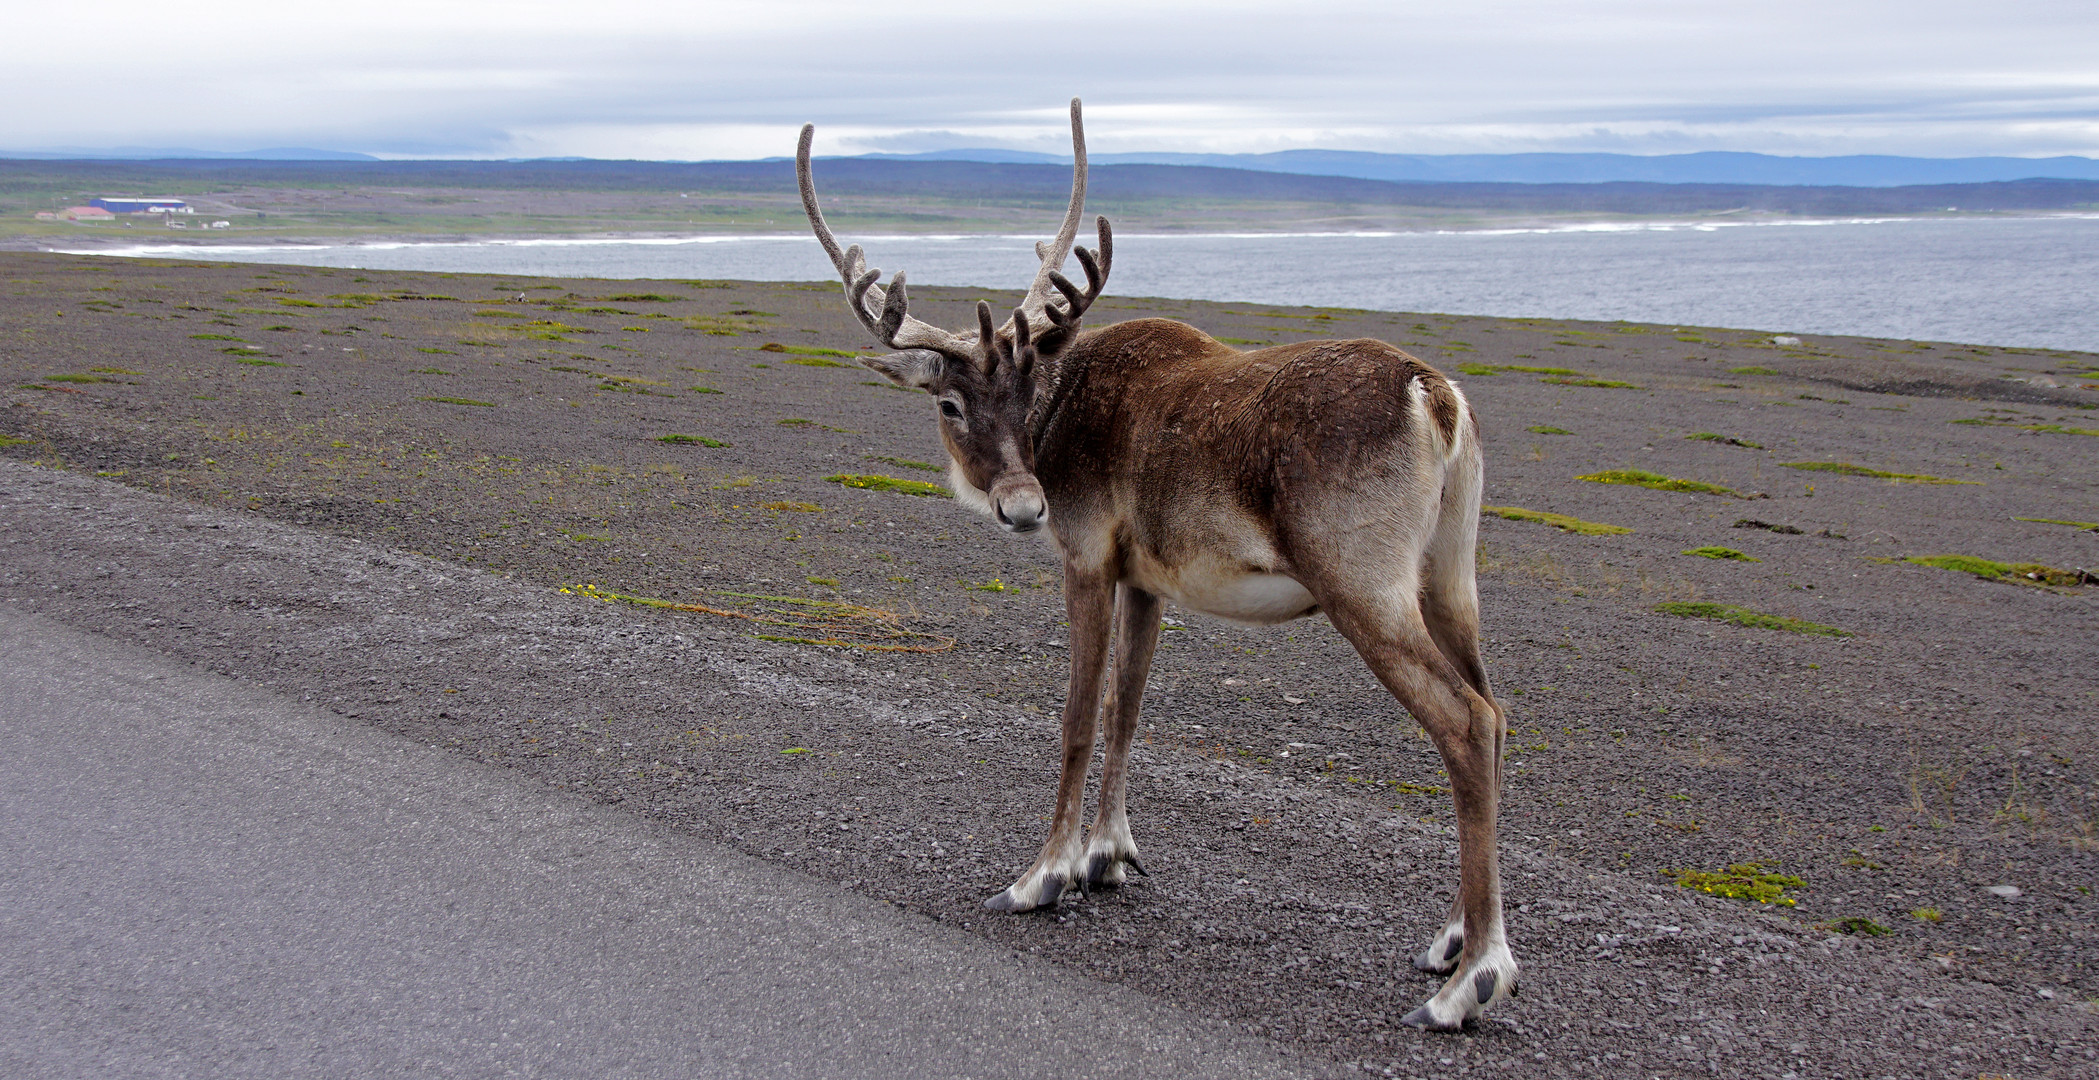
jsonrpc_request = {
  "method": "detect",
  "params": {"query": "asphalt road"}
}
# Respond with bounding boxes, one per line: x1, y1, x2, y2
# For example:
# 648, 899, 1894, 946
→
0, 607, 1306, 1080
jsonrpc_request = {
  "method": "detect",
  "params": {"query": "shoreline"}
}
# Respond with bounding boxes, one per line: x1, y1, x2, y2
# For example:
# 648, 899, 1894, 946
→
13, 215, 2099, 355
19, 206, 2099, 256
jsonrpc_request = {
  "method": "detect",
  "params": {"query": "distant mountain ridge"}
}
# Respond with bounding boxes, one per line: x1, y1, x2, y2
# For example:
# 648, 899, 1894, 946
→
861, 149, 2099, 188
8, 157, 2095, 218
7, 145, 2096, 187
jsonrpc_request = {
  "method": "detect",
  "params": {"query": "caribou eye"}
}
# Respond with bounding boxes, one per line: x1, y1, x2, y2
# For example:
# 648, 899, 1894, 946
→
939, 399, 963, 420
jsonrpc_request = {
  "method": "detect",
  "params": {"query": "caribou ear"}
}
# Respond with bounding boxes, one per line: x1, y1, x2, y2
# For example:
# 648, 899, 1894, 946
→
858, 348, 943, 390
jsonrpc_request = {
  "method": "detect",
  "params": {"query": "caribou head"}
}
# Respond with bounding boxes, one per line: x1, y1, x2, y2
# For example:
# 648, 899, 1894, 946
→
796, 98, 1112, 535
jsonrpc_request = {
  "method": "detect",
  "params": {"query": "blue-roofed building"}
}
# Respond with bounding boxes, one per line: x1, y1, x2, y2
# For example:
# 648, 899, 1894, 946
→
90, 197, 189, 214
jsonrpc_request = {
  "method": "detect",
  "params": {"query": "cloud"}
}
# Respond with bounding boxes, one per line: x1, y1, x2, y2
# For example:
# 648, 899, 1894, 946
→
5, 0, 2095, 158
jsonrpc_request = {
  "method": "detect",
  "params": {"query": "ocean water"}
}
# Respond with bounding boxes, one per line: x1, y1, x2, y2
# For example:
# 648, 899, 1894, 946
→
61, 213, 2099, 353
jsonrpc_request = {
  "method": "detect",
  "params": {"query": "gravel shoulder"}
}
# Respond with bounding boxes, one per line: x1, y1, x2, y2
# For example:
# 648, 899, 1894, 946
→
1, 252, 2094, 1077
0, 603, 1303, 1080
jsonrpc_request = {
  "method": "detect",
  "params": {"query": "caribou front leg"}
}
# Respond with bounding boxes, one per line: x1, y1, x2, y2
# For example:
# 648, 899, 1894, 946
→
985, 561, 1115, 912
1084, 584, 1162, 888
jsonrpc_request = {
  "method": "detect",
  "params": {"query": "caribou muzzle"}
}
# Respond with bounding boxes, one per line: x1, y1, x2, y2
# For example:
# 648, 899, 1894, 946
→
989, 476, 1048, 534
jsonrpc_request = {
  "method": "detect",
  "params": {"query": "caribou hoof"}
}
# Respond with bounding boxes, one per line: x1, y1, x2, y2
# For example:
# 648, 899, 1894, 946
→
1413, 927, 1464, 973
1405, 942, 1519, 1032
1399, 1005, 1462, 1032
1084, 851, 1136, 888
983, 872, 1068, 913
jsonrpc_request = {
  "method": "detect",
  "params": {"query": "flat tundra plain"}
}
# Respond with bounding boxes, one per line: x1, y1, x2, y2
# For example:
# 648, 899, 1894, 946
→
1, 251, 2094, 1078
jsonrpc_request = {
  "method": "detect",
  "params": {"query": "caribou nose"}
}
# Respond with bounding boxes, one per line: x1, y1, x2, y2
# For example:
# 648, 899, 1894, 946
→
996, 490, 1047, 533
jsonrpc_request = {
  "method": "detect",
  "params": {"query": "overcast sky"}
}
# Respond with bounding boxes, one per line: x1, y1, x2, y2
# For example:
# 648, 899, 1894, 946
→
5, 0, 2095, 160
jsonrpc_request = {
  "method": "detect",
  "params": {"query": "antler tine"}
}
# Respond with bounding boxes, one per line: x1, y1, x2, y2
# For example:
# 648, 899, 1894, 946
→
798, 122, 974, 356
1041, 216, 1115, 328
1008, 98, 1089, 333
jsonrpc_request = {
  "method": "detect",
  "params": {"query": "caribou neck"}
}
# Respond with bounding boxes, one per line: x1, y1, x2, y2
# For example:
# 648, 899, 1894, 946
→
1024, 334, 1094, 456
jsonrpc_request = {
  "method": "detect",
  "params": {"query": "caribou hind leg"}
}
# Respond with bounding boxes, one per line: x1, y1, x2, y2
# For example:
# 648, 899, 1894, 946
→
1320, 587, 1518, 1031
986, 561, 1116, 912
1084, 583, 1162, 888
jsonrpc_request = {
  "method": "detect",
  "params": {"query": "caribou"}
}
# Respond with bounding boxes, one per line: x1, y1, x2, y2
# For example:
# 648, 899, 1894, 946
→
796, 100, 1516, 1030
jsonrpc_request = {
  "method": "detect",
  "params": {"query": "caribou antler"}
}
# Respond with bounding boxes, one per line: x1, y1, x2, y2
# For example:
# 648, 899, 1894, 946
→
1041, 217, 1112, 330
797, 123, 976, 357
1007, 98, 1092, 335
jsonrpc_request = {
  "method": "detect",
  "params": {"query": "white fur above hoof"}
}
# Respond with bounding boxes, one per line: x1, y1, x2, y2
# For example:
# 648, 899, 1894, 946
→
1406, 944, 1519, 1031
983, 872, 1068, 912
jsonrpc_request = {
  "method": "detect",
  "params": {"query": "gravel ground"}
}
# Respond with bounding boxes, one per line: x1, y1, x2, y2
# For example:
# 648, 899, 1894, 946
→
1, 252, 2094, 1077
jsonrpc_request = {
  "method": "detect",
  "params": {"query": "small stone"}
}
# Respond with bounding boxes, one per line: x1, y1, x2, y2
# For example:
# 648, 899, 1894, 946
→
1986, 884, 2022, 899
1283, 696, 1306, 705
2038, 987, 2056, 1000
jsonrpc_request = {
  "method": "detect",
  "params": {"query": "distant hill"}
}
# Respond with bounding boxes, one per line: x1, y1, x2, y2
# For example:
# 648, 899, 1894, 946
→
0, 147, 378, 162
866, 149, 2099, 188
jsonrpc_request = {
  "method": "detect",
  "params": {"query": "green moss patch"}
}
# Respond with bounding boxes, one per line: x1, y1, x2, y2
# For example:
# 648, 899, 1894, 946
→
866, 454, 941, 472
825, 473, 952, 498
1577, 469, 1743, 496
1781, 461, 1977, 484
1832, 916, 1891, 937
45, 373, 115, 384
418, 396, 495, 407
2014, 516, 2099, 531
1955, 418, 2099, 437
1666, 862, 1804, 906
1905, 554, 2087, 588
1684, 546, 1759, 561
1687, 432, 1763, 449
1482, 505, 1631, 535
1526, 425, 1573, 435
1655, 601, 1850, 637
602, 293, 686, 303
1541, 377, 1639, 388
188, 333, 247, 341
657, 434, 730, 447
1728, 365, 1780, 376
759, 342, 861, 366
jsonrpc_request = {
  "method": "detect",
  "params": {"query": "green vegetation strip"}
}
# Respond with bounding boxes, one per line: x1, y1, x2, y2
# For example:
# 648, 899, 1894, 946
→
1526, 425, 1573, 435
1687, 432, 1763, 449
825, 473, 951, 498
657, 434, 729, 447
1905, 555, 2088, 588
1667, 863, 1803, 906
1781, 461, 1977, 484
564, 583, 953, 653
1577, 469, 1743, 496
419, 396, 495, 407
1954, 418, 2099, 436
1457, 363, 1585, 377
865, 455, 941, 472
1481, 505, 1631, 535
1729, 366, 1780, 376
1654, 601, 1850, 637
1683, 546, 1759, 561
2014, 516, 2099, 531
759, 342, 861, 365
1541, 377, 1639, 388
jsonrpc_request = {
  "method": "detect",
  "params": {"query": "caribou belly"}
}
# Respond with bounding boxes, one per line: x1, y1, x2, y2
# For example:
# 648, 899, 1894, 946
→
1164, 569, 1319, 626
